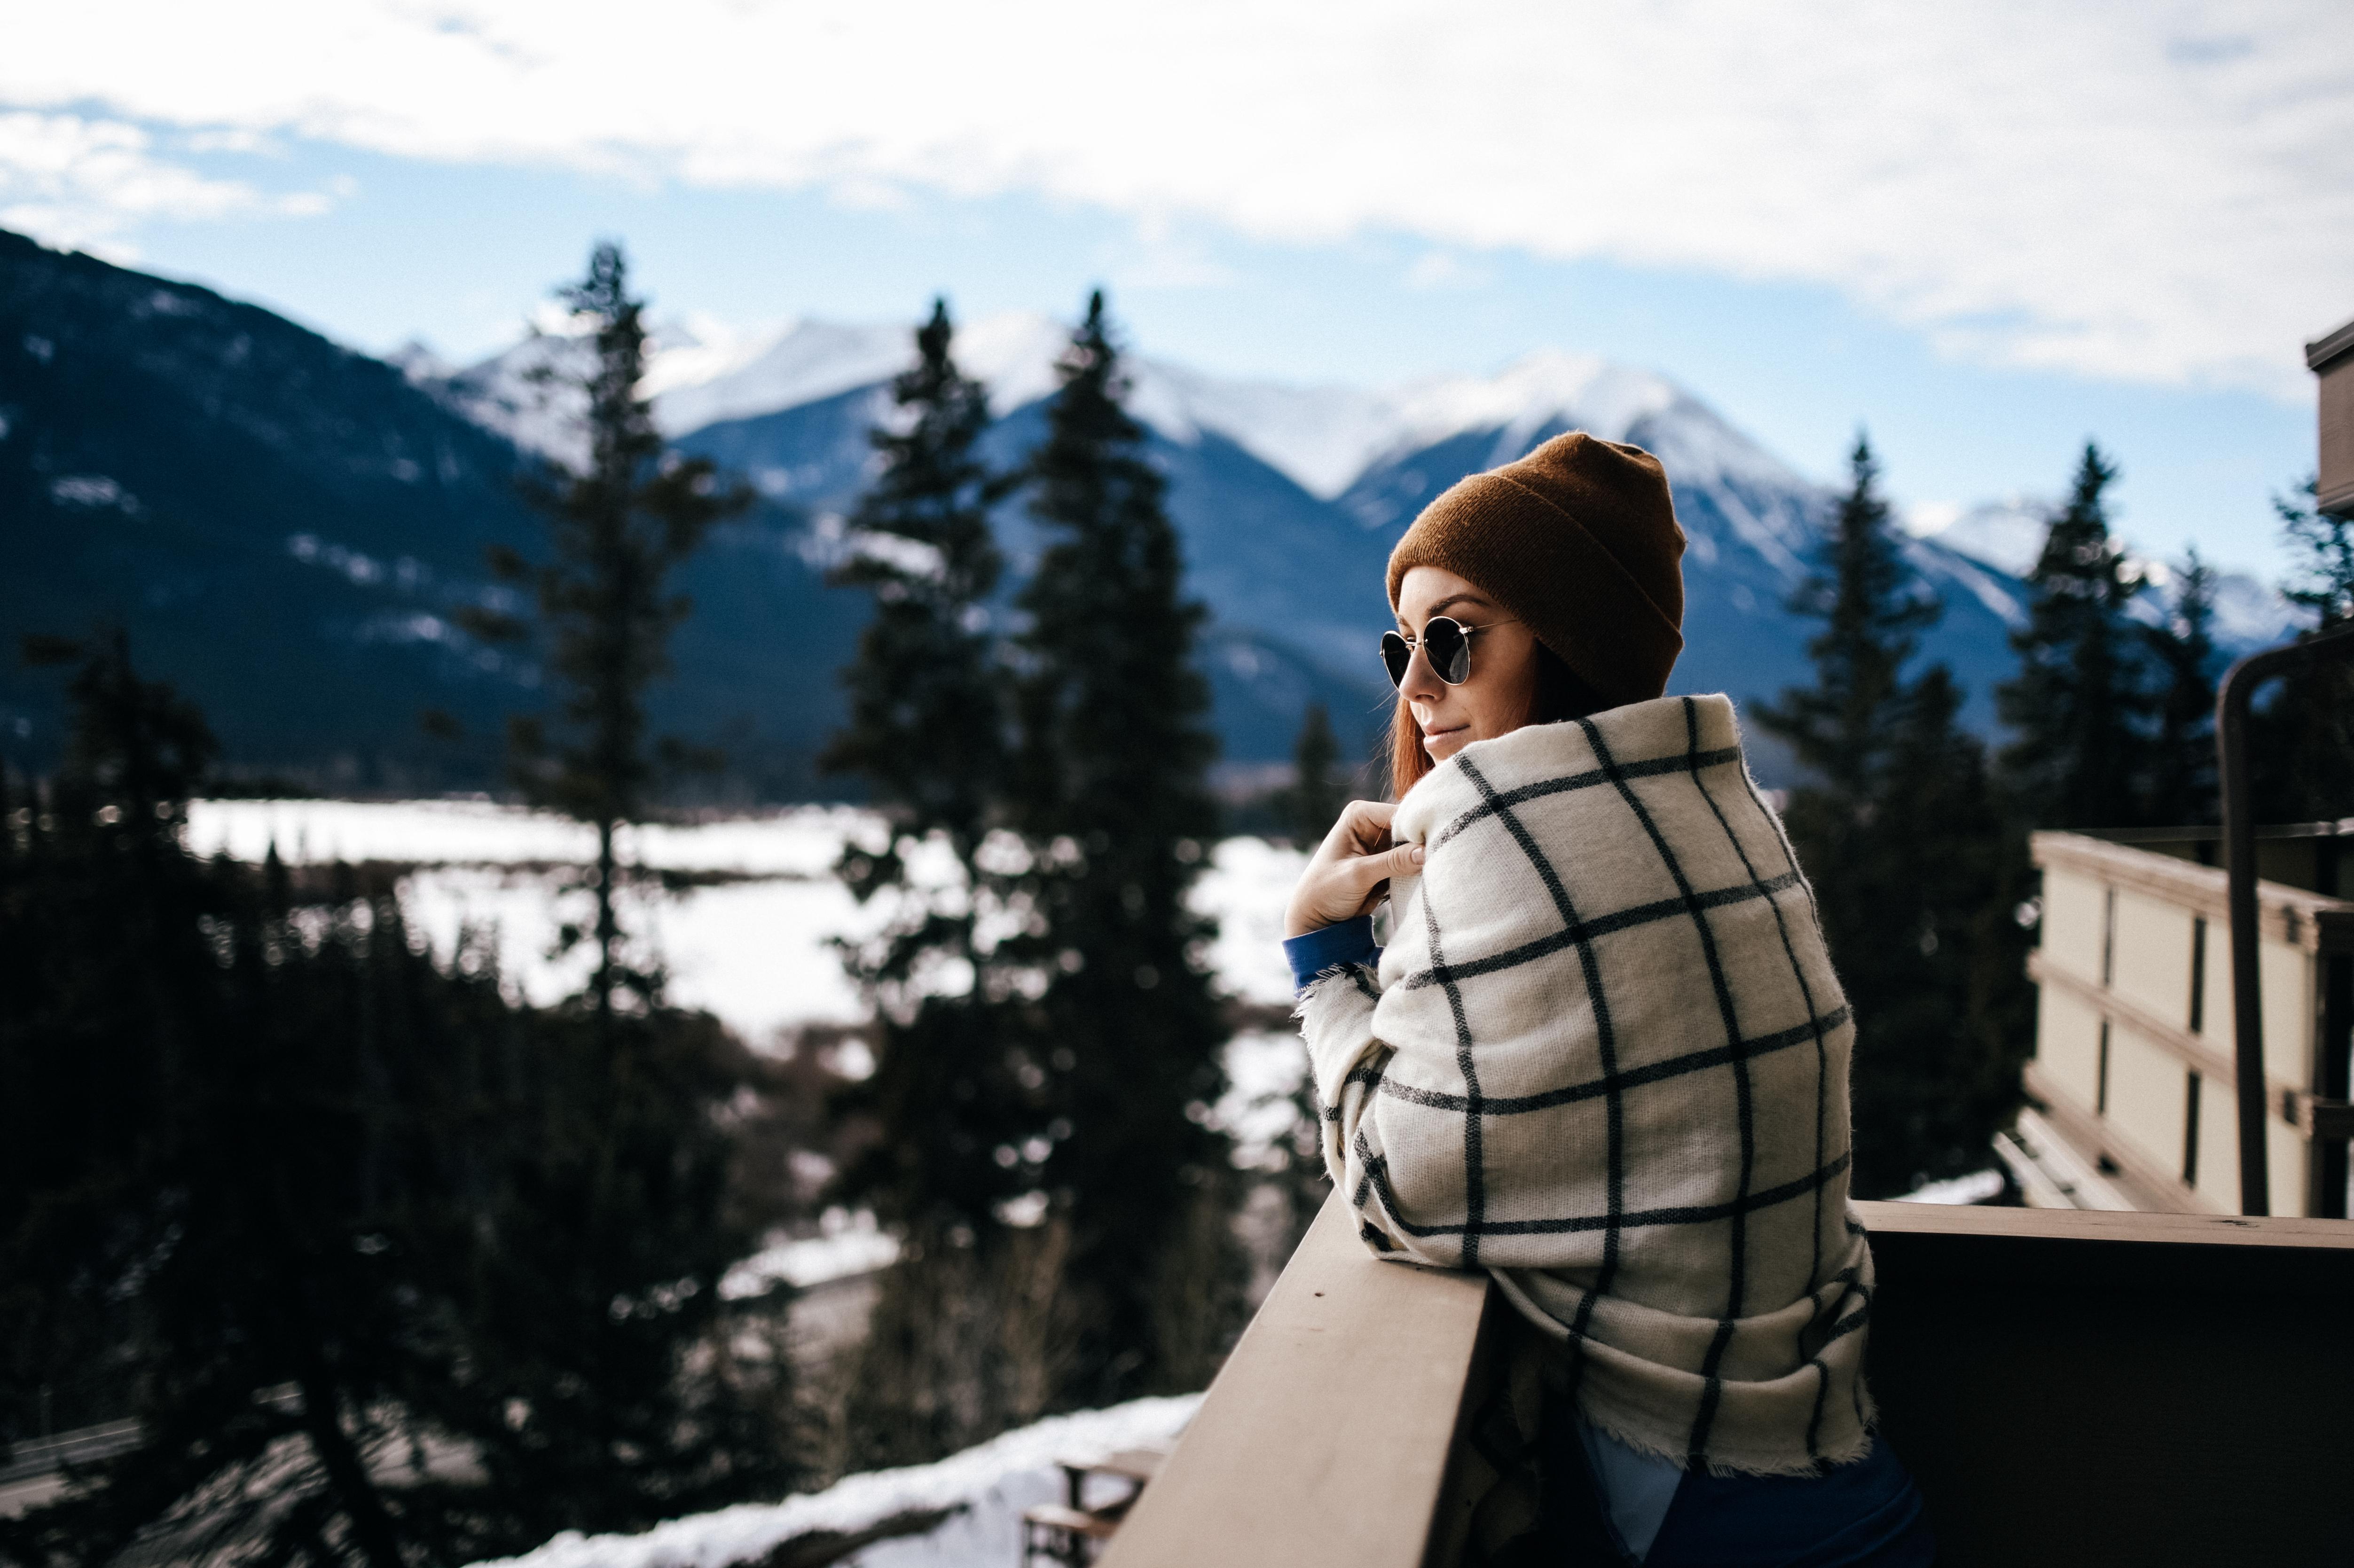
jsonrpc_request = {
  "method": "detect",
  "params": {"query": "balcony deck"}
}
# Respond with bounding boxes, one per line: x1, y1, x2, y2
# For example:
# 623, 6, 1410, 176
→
1106, 1192, 2354, 1568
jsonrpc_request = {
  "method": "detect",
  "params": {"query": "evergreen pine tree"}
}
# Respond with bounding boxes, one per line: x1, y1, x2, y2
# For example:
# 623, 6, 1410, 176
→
824, 298, 1024, 1232
1857, 669, 2029, 1192
2143, 547, 2221, 824
1, 635, 792, 1568
1277, 700, 1348, 845
2254, 477, 2354, 821
1996, 442, 2154, 828
817, 302, 1062, 1466
2280, 475, 2354, 629
1752, 434, 1936, 802
458, 241, 747, 1016
1755, 438, 2022, 1193
1012, 292, 1239, 1405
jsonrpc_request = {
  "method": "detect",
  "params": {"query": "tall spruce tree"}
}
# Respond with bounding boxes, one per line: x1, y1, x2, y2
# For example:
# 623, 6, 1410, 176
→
1012, 292, 1238, 1405
1277, 700, 1348, 845
1861, 669, 2030, 1191
2254, 477, 2354, 821
459, 242, 746, 1017
818, 303, 1055, 1466
1755, 437, 2021, 1193
1752, 435, 1936, 802
2144, 547, 2221, 825
1996, 442, 2153, 828
824, 299, 1024, 1231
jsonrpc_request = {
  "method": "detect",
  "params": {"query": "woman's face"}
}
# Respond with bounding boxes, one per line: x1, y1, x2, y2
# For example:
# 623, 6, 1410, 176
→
1394, 565, 1541, 765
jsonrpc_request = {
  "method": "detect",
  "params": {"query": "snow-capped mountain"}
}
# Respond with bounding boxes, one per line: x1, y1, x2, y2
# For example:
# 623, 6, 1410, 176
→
439, 310, 1811, 511
1904, 496, 2302, 649
1907, 497, 2049, 580
433, 310, 2044, 766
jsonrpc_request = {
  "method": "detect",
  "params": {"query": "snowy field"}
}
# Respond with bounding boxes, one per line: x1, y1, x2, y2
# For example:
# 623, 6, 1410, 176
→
180, 802, 1287, 1565
182, 798, 1316, 1176
183, 800, 1305, 1047
464, 1396, 1202, 1568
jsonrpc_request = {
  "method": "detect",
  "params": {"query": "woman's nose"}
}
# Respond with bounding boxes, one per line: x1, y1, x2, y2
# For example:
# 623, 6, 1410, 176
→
1398, 642, 1447, 704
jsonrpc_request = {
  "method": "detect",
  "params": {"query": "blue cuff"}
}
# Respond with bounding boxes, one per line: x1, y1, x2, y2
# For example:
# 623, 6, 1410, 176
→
1283, 915, 1381, 994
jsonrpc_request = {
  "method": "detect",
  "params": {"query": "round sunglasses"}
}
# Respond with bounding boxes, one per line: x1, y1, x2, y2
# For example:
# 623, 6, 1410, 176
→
1381, 616, 1515, 688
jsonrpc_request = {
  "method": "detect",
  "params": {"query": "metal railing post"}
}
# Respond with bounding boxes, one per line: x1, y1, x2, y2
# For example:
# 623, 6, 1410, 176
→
2216, 622, 2354, 1215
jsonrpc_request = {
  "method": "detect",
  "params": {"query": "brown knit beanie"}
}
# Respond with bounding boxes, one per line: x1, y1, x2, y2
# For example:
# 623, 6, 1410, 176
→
1386, 431, 1686, 709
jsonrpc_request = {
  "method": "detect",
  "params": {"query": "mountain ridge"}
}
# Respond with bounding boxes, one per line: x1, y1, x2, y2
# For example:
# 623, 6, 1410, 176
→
6, 231, 2299, 798
438, 304, 2298, 658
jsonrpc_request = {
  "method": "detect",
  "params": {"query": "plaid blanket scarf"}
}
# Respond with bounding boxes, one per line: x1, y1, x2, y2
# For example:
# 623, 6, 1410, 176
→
1298, 694, 1875, 1480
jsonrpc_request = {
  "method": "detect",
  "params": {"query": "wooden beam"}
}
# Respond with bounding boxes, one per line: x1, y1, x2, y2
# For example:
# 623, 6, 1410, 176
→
1856, 1199, 2354, 1253
1099, 1192, 1497, 1568
2027, 950, 2304, 1112
2031, 831, 2354, 955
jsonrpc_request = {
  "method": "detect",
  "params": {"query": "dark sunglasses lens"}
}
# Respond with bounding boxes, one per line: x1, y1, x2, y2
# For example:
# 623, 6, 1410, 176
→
1381, 630, 1411, 688
1427, 619, 1471, 683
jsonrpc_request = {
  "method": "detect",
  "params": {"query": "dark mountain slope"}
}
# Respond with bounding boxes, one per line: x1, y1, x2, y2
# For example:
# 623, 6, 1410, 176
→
679, 373, 2027, 785
0, 229, 543, 784
676, 395, 1400, 770
0, 233, 851, 795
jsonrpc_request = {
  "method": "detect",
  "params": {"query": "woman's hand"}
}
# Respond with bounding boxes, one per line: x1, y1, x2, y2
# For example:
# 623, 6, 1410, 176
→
1284, 800, 1427, 938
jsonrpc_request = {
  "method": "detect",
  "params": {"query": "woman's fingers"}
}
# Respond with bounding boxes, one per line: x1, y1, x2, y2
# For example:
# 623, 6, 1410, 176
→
1323, 799, 1397, 859
1347, 838, 1423, 889
1342, 839, 1427, 921
1348, 839, 1425, 898
1286, 799, 1414, 936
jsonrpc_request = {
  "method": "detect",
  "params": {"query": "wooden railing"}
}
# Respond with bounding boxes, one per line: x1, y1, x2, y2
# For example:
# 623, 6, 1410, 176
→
1106, 1192, 2354, 1568
1099, 1193, 1499, 1568
2024, 829, 2354, 1216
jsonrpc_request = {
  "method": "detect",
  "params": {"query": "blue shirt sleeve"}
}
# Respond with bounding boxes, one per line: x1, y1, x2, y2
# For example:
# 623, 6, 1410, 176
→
1282, 914, 1381, 994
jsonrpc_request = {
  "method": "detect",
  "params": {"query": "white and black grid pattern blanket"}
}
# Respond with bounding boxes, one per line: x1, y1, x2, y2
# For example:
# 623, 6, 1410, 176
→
1299, 694, 1875, 1477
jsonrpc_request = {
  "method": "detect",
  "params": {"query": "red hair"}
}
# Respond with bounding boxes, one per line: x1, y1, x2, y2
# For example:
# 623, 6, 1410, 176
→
1387, 640, 1600, 800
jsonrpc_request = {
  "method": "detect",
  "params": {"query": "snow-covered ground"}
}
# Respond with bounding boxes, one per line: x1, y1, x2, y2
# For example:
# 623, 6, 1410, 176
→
183, 800, 1306, 1050
1892, 1167, 2005, 1205
463, 1395, 1201, 1568
720, 1211, 901, 1300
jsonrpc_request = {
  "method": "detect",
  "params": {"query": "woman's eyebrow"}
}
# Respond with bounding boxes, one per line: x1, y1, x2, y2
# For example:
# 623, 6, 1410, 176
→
1396, 592, 1496, 632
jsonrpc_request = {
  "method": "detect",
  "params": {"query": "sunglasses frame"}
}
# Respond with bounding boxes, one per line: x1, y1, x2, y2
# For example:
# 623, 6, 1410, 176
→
1381, 615, 1504, 689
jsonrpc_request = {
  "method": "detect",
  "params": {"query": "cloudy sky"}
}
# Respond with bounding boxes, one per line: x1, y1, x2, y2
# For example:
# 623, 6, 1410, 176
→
5, 0, 2350, 576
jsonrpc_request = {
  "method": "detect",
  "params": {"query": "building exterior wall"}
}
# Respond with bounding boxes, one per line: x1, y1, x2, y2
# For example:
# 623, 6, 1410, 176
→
2034, 983, 2104, 1112
2042, 867, 2107, 986
2192, 1068, 2237, 1211
2260, 938, 2312, 1088
2105, 1023, 2187, 1180
2111, 889, 2194, 1030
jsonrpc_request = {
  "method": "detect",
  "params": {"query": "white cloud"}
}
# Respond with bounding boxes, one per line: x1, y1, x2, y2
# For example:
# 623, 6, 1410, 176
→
1405, 251, 1490, 292
0, 110, 337, 255
3, 1, 2349, 394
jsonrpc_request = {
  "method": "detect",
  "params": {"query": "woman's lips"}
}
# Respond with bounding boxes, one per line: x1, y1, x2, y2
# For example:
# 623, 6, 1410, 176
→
1421, 723, 1467, 746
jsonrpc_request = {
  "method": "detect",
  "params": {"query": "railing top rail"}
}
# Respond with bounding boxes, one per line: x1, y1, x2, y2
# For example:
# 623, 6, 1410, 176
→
1853, 1199, 2354, 1251
2028, 830, 2353, 954
1099, 1192, 1495, 1568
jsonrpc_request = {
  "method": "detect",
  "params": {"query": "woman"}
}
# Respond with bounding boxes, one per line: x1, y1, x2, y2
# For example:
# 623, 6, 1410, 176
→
1283, 433, 1935, 1566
